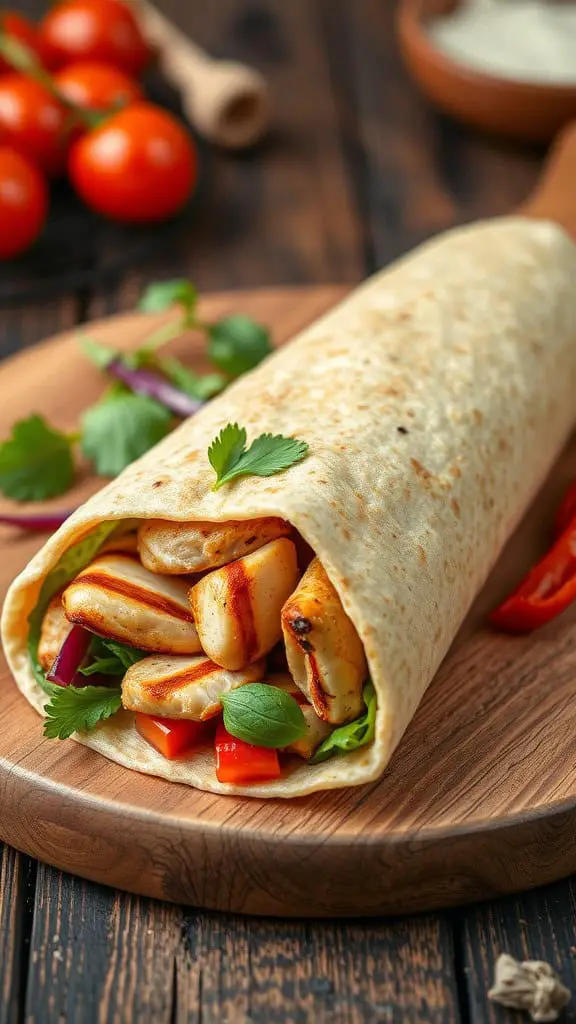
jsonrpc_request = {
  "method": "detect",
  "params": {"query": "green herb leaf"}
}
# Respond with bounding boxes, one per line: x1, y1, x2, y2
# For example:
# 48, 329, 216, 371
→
81, 391, 173, 476
207, 315, 271, 378
138, 279, 197, 325
220, 683, 307, 748
208, 423, 308, 491
27, 523, 122, 693
0, 414, 76, 501
208, 423, 247, 482
43, 684, 122, 740
310, 682, 376, 764
79, 335, 118, 370
162, 358, 226, 401
80, 637, 145, 677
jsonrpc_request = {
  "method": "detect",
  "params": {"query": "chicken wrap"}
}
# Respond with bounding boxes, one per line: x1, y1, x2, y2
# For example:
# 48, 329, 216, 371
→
3, 217, 576, 797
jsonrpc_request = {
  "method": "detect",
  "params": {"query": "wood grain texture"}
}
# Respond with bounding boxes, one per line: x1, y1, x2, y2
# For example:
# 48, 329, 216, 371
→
2, 288, 576, 918
0, 846, 35, 1024
461, 879, 576, 1023
21, 869, 460, 1024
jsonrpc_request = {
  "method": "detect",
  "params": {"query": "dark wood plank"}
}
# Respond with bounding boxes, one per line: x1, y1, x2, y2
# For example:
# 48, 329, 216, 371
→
86, 0, 364, 298
24, 865, 182, 1024
462, 879, 576, 1023
23, 875, 459, 1024
176, 912, 460, 1024
0, 847, 35, 1024
319, 0, 543, 270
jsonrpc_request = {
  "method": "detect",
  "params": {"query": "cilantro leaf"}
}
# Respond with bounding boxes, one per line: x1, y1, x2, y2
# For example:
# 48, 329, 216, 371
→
79, 336, 118, 370
310, 682, 376, 764
208, 423, 247, 483
162, 358, 226, 401
81, 391, 173, 477
80, 637, 145, 677
43, 684, 122, 740
208, 423, 308, 491
138, 279, 197, 325
207, 315, 271, 378
221, 684, 306, 748
0, 414, 76, 501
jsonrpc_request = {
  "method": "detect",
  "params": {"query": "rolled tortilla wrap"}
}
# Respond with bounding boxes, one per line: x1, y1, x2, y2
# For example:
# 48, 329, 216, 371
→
3, 217, 576, 797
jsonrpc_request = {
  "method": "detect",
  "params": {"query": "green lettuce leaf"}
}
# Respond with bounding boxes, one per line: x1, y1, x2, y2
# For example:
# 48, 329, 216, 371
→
310, 682, 376, 764
27, 521, 121, 694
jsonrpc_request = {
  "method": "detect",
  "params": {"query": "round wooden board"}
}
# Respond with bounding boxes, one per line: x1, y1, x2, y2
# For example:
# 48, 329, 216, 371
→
2, 285, 576, 918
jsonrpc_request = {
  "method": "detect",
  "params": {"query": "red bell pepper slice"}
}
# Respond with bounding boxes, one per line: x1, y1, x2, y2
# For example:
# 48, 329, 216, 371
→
215, 722, 281, 784
135, 712, 214, 759
555, 480, 576, 538
490, 522, 576, 632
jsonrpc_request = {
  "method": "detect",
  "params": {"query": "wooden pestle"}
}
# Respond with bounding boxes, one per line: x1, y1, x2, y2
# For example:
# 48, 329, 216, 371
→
130, 0, 271, 149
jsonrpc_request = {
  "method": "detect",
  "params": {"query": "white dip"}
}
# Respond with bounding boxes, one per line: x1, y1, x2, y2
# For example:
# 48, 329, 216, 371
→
427, 0, 576, 85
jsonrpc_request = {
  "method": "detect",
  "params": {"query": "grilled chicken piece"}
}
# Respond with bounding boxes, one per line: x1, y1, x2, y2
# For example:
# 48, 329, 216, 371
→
138, 517, 291, 574
265, 672, 332, 759
189, 538, 300, 671
38, 594, 72, 671
281, 557, 367, 725
286, 706, 332, 760
122, 654, 266, 720
63, 553, 202, 654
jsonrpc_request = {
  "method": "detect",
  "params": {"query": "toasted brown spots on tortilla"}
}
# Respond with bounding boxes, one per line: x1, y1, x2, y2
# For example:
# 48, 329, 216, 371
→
410, 458, 433, 482
451, 498, 461, 517
473, 409, 484, 425
342, 528, 351, 541
498, 437, 509, 452
449, 465, 462, 478
152, 480, 165, 488
417, 545, 427, 564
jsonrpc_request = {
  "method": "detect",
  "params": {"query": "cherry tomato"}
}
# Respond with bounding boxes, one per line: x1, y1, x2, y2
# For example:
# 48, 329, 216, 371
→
0, 12, 44, 75
39, 0, 150, 77
0, 146, 47, 258
55, 59, 142, 121
0, 74, 70, 176
69, 102, 197, 223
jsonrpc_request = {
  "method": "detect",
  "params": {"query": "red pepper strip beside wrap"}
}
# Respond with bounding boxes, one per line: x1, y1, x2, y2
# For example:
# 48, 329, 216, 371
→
490, 523, 576, 632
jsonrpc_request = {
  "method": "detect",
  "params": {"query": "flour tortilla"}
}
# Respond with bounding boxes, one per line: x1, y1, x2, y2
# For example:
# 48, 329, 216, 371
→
3, 217, 576, 798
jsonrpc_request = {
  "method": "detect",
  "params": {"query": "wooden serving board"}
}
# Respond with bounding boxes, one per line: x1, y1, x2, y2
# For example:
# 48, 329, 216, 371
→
3, 133, 576, 918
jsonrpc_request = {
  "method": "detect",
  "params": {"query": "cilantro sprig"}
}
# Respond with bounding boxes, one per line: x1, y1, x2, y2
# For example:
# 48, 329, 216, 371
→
43, 684, 122, 740
209, 423, 309, 491
0, 415, 76, 501
0, 279, 271, 503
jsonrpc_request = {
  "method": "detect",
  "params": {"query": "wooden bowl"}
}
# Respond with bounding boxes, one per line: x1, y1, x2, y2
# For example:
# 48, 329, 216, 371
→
397, 0, 576, 143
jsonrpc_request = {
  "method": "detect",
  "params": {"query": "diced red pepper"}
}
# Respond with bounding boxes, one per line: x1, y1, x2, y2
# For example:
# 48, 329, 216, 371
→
490, 522, 576, 632
555, 480, 576, 538
135, 713, 214, 759
215, 721, 281, 784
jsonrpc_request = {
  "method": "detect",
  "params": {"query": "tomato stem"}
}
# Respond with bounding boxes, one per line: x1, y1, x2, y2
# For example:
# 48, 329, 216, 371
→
0, 32, 120, 130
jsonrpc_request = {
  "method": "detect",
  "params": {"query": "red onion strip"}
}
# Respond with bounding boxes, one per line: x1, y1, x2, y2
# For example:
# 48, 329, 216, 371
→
47, 625, 92, 688
108, 360, 202, 418
0, 510, 74, 531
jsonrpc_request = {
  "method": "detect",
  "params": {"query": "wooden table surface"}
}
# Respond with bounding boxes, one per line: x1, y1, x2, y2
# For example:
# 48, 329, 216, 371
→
1, 1, 575, 1022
